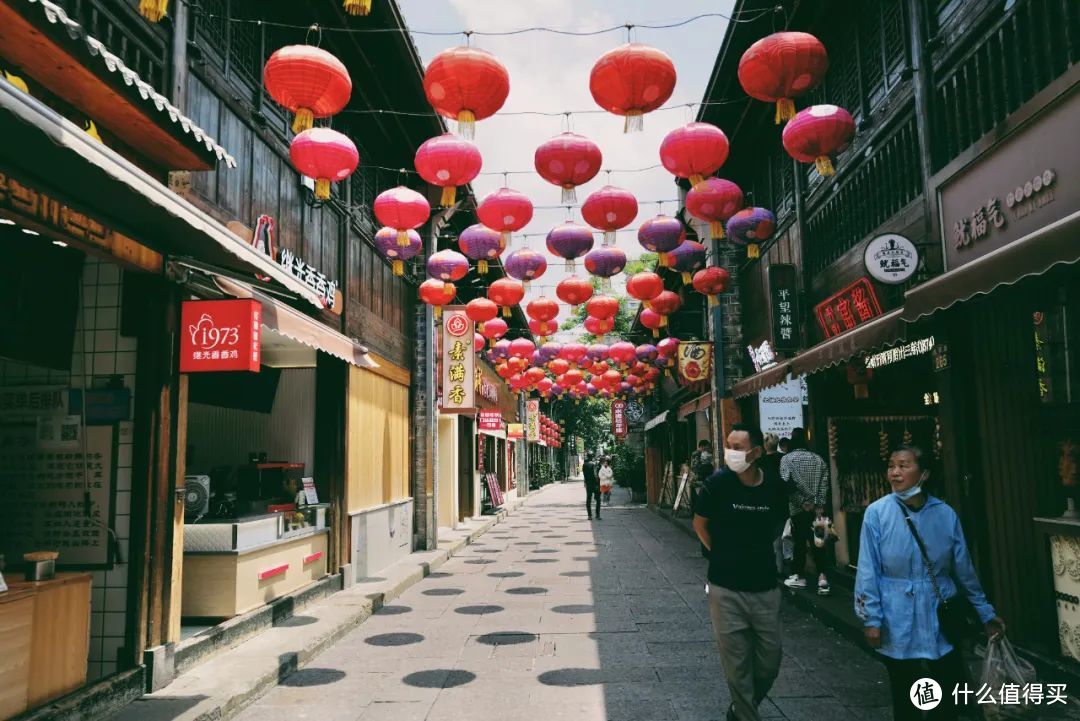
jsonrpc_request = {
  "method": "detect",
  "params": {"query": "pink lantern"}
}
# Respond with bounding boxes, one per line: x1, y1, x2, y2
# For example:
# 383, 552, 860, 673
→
289, 128, 359, 201
477, 187, 533, 246
374, 186, 431, 247
414, 134, 482, 206
582, 185, 638, 245
659, 122, 729, 186
685, 178, 744, 240
534, 132, 603, 203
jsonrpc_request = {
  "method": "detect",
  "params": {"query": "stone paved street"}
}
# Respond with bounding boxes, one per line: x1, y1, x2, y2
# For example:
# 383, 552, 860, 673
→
236, 482, 894, 721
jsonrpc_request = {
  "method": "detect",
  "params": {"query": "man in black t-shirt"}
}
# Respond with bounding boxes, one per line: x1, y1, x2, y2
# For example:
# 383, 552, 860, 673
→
693, 423, 788, 721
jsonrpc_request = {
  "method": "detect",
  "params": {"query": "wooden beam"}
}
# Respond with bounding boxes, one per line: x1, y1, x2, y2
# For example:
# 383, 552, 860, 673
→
363, 352, 411, 387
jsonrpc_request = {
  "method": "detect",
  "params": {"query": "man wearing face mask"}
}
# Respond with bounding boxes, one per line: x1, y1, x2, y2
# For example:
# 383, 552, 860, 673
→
693, 424, 788, 721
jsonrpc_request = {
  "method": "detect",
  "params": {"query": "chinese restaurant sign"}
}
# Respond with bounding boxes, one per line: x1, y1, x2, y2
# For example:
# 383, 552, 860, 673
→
611, 400, 628, 438
814, 278, 883, 340
677, 342, 712, 384
864, 234, 918, 285
526, 400, 540, 441
768, 264, 799, 353
440, 308, 475, 414
278, 247, 339, 310
507, 423, 524, 440
180, 300, 261, 373
478, 410, 503, 431
864, 337, 936, 370
747, 341, 777, 374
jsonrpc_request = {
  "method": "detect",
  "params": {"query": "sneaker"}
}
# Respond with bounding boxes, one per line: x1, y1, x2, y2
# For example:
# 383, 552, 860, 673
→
818, 577, 831, 595
812, 517, 830, 549
784, 574, 807, 589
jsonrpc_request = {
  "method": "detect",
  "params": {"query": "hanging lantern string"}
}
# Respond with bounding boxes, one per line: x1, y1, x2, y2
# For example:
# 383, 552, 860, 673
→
356, 162, 665, 179
339, 98, 744, 119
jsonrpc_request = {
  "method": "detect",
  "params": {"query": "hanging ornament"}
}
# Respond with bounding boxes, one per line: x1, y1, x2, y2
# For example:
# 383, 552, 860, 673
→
583, 246, 627, 292
289, 129, 358, 201
589, 43, 677, 132
692, 267, 731, 307
138, 0, 169, 22
725, 207, 776, 260
582, 185, 638, 245
465, 297, 499, 333
640, 308, 664, 338
534, 133, 603, 203
477, 187, 534, 246
504, 248, 548, 289
374, 227, 422, 276
487, 277, 525, 318
668, 240, 708, 285
545, 223, 595, 271
650, 290, 682, 327
426, 249, 470, 285
636, 344, 659, 363
414, 134, 482, 206
529, 320, 559, 342
548, 359, 571, 377
524, 366, 547, 386
480, 317, 508, 347
656, 336, 680, 359
563, 369, 584, 388
539, 343, 564, 364
458, 223, 504, 275
608, 341, 637, 367
374, 186, 431, 247
586, 295, 619, 321
659, 122, 730, 187
782, 105, 856, 177
264, 46, 352, 133
509, 338, 536, 360
474, 333, 486, 354
526, 296, 560, 327
584, 315, 615, 340
556, 276, 594, 311
637, 215, 686, 267
560, 343, 588, 366
685, 178, 744, 240
738, 32, 829, 124
423, 46, 510, 139
419, 279, 454, 320
626, 271, 664, 309
491, 339, 512, 360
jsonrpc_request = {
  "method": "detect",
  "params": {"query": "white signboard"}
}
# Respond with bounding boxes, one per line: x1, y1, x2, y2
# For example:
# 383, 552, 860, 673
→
758, 375, 804, 440
864, 233, 918, 285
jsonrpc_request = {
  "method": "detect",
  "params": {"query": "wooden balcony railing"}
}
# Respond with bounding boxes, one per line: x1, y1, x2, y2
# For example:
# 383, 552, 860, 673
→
55, 0, 169, 94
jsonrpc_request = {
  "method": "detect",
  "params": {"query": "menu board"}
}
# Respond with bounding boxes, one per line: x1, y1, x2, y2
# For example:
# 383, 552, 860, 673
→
485, 473, 504, 507
0, 423, 115, 567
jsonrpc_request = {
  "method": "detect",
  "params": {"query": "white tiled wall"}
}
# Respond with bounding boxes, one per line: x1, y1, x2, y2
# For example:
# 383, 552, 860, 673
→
0, 256, 137, 682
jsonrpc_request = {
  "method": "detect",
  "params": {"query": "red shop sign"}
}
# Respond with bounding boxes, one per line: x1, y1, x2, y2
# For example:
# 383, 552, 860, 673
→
478, 409, 503, 431
611, 399, 628, 438
813, 277, 883, 340
180, 299, 262, 373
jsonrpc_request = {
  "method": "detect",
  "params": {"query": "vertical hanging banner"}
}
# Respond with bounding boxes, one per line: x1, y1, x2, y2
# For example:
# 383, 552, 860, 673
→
677, 342, 713, 384
526, 400, 540, 441
768, 264, 800, 353
440, 307, 475, 414
611, 399, 628, 438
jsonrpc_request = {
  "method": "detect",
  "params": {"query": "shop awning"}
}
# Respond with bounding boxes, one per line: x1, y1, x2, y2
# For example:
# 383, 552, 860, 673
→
789, 309, 906, 378
644, 411, 669, 431
730, 363, 791, 400
214, 276, 376, 370
677, 392, 712, 420
0, 80, 325, 309
903, 209, 1080, 322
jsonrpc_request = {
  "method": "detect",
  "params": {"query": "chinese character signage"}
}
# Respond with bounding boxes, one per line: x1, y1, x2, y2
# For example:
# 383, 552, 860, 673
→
864, 337, 936, 370
180, 300, 261, 373
278, 247, 339, 310
611, 400, 628, 438
747, 341, 777, 374
768, 264, 799, 353
758, 375, 804, 439
814, 278, 883, 340
677, 342, 713, 383
1034, 312, 1052, 402
507, 423, 524, 440
864, 234, 918, 285
479, 410, 503, 431
526, 400, 540, 441
440, 308, 475, 414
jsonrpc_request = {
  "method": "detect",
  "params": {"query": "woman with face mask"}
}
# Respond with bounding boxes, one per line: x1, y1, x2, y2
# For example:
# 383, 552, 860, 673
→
854, 445, 1005, 720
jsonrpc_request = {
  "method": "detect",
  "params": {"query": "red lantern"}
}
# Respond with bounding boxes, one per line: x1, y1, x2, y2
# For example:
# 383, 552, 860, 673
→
584, 315, 615, 339
465, 297, 499, 331
289, 129, 358, 201
509, 338, 536, 359
692, 267, 731, 307
659, 122, 730, 186
488, 278, 525, 318
548, 359, 571, 377
738, 32, 829, 124
560, 343, 588, 365
414, 134, 482, 206
264, 46, 352, 133
608, 341, 637, 367
686, 178, 744, 240
589, 43, 677, 132
556, 276, 594, 310
524, 367, 547, 386
650, 290, 682, 327
375, 186, 431, 247
477, 188, 534, 246
426, 249, 470, 286
626, 272, 664, 309
602, 369, 623, 388
640, 308, 663, 338
534, 133, 603, 203
419, 279, 454, 320
657, 337, 680, 359
480, 317, 508, 347
582, 185, 638, 245
526, 297, 560, 324
423, 46, 510, 139
563, 369, 584, 387
474, 333, 485, 354
586, 295, 619, 321
782, 105, 856, 177
529, 320, 558, 342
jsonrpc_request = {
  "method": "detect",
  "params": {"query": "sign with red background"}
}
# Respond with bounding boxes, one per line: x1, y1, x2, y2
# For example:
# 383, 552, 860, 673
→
611, 400, 628, 438
180, 300, 261, 373
813, 277, 883, 340
478, 410, 503, 431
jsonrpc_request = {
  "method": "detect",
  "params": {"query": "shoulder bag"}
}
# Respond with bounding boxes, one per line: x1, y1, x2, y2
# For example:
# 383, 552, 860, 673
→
896, 501, 981, 645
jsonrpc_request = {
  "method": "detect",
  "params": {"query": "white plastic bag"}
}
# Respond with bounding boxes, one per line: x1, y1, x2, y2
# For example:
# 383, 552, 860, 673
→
978, 637, 1038, 718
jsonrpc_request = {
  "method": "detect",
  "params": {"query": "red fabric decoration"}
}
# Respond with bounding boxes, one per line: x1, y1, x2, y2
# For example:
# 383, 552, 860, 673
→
737, 32, 829, 123
782, 105, 856, 177
526, 297, 560, 323
692, 267, 731, 307
289, 129, 358, 201
608, 341, 637, 367
419, 279, 455, 320
528, 320, 559, 341
556, 276, 594, 310
659, 122, 730, 186
477, 187, 534, 246
509, 338, 536, 359
423, 47, 510, 138
584, 315, 615, 338
650, 290, 682, 327
480, 317, 508, 347
474, 333, 486, 353
264, 45, 352, 133
640, 308, 663, 338
586, 295, 619, 321
487, 277, 525, 318
685, 178, 744, 240
581, 185, 638, 245
414, 134, 482, 206
534, 133, 603, 203
374, 186, 431, 247
589, 43, 677, 132
465, 298, 499, 331
626, 272, 664, 308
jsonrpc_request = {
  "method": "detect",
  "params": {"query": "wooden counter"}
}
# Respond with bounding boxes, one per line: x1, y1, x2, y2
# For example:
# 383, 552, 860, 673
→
0, 573, 91, 720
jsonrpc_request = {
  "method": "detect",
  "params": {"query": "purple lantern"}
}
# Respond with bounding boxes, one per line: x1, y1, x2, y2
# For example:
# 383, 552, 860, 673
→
491, 339, 511, 360
583, 246, 627, 292
545, 222, 595, 271
668, 240, 707, 285
586, 383, 600, 397
538, 342, 563, 364
375, 227, 422, 276
550, 384, 566, 397
426, 249, 470, 283
618, 382, 633, 396
530, 351, 543, 367
587, 343, 610, 362
637, 215, 687, 267
504, 248, 548, 287
725, 207, 776, 260
458, 223, 505, 275
636, 343, 659, 363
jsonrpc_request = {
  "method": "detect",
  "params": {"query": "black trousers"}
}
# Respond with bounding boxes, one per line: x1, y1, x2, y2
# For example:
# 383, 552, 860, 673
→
791, 510, 828, 578
883, 649, 973, 721
585, 483, 601, 517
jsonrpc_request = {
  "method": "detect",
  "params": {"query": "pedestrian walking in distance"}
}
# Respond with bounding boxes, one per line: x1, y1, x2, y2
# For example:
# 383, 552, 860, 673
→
598, 457, 614, 505
694, 424, 788, 721
582, 454, 601, 520
855, 444, 1005, 721
781, 427, 832, 595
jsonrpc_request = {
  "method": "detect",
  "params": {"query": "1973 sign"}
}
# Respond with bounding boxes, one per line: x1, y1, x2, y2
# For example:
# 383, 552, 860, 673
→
180, 300, 262, 373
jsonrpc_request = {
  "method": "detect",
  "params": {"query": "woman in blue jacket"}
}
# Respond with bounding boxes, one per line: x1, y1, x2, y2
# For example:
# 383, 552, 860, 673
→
855, 445, 1005, 720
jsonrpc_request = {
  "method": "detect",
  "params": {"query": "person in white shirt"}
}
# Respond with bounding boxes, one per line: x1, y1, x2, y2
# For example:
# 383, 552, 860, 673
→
598, 458, 615, 505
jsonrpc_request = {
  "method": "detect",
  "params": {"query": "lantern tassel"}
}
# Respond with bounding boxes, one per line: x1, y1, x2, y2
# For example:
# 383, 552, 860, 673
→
652, 328, 659, 339
343, 0, 371, 15
775, 98, 796, 124
457, 109, 476, 139
138, 0, 168, 22
601, 278, 611, 293
659, 316, 668, 327
442, 284, 454, 298
292, 107, 314, 134
500, 231, 512, 248
434, 306, 442, 321
397, 230, 411, 248
502, 306, 511, 318
561, 186, 577, 204
478, 259, 489, 275
440, 186, 457, 206
604, 230, 616, 246
624, 111, 644, 133
567, 258, 576, 272
489, 338, 496, 349
710, 221, 725, 240
748, 243, 760, 259
643, 300, 652, 311
681, 272, 692, 285
707, 294, 719, 307
314, 179, 331, 200
815, 156, 836, 177
392, 259, 404, 276
659, 252, 669, 267
690, 174, 705, 188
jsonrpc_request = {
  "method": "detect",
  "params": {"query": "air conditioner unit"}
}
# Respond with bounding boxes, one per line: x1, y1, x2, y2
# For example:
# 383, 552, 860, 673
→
184, 475, 211, 521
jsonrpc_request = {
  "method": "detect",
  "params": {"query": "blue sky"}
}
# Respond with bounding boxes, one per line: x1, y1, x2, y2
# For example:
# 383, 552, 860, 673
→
399, 1, 737, 329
